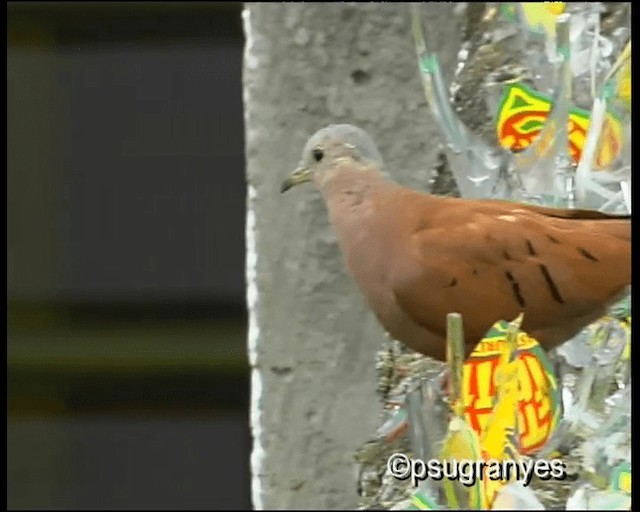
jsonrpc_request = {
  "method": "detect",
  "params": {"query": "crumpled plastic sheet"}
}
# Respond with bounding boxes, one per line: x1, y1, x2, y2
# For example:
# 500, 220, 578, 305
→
429, 2, 631, 210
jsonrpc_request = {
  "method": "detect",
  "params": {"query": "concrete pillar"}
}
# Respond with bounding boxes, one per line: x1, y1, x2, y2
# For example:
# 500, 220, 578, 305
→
243, 3, 461, 508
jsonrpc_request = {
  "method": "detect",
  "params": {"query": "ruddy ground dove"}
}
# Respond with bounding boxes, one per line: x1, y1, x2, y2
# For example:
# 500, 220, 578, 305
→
281, 124, 631, 361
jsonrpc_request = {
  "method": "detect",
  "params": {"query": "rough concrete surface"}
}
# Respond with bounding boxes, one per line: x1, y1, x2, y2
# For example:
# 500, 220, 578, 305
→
243, 3, 462, 509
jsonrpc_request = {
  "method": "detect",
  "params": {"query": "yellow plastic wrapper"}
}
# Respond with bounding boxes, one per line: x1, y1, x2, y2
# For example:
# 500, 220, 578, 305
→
501, 2, 566, 37
603, 42, 631, 111
407, 486, 442, 510
439, 416, 484, 509
479, 317, 522, 509
444, 315, 535, 510
617, 60, 630, 109
519, 2, 566, 36
610, 462, 631, 495
495, 83, 623, 170
463, 318, 561, 457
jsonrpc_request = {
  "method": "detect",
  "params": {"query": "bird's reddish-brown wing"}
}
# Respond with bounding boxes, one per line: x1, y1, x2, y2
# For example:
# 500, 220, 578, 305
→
390, 200, 631, 343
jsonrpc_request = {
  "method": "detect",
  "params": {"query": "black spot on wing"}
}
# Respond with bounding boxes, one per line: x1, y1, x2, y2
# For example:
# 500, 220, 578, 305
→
505, 271, 526, 308
525, 239, 537, 256
547, 234, 560, 244
538, 264, 565, 304
577, 247, 599, 262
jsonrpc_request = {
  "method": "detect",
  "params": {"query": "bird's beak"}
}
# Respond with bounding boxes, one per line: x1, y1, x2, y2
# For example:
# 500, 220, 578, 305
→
280, 166, 312, 193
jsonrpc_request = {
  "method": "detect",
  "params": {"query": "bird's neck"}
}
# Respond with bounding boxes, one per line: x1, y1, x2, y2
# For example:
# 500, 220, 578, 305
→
317, 166, 400, 254
316, 166, 392, 209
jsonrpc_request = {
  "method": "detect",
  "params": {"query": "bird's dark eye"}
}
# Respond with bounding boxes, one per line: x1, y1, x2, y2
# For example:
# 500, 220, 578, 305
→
312, 148, 324, 162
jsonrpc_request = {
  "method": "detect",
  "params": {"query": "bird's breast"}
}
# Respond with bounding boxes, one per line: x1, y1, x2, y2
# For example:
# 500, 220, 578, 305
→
338, 223, 407, 327
326, 190, 428, 339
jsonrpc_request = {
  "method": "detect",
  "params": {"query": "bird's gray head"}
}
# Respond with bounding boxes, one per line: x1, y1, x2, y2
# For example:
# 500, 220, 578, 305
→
280, 124, 384, 193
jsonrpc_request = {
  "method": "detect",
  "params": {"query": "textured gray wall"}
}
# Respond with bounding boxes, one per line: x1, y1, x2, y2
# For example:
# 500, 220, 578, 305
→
243, 3, 462, 509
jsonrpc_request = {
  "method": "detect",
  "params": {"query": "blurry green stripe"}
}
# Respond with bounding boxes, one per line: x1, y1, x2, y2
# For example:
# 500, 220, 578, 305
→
8, 322, 248, 375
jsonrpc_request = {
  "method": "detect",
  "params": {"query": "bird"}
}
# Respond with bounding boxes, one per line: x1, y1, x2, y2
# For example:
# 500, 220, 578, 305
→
281, 124, 631, 362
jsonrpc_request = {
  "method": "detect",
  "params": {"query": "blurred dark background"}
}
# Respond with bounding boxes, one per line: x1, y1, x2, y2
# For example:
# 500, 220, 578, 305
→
7, 2, 250, 509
